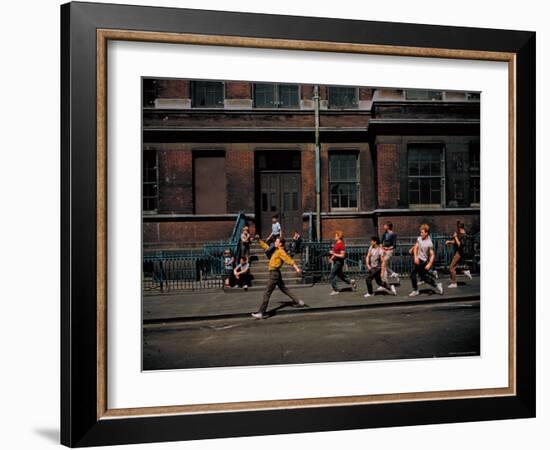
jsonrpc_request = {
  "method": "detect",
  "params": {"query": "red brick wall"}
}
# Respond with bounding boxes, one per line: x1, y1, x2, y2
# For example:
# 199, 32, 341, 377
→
158, 149, 193, 213
301, 85, 313, 100
321, 216, 377, 240
359, 88, 373, 100
157, 80, 189, 98
226, 145, 255, 212
225, 82, 250, 99
377, 143, 400, 208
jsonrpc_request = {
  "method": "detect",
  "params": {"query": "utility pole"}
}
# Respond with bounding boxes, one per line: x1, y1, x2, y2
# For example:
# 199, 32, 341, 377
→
314, 85, 321, 242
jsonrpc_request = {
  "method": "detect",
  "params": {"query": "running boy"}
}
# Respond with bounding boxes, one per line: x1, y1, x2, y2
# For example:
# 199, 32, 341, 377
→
409, 224, 443, 296
364, 236, 397, 297
328, 230, 357, 295
445, 221, 473, 288
380, 221, 400, 282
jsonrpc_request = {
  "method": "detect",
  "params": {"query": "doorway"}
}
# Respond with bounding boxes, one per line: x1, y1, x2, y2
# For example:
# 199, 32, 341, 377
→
256, 150, 302, 238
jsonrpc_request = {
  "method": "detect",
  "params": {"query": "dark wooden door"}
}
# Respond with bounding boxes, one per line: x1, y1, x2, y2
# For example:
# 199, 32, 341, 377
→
260, 173, 301, 238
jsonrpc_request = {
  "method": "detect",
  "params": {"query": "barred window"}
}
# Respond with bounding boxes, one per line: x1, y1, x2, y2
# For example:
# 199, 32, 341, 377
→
328, 86, 358, 109
329, 152, 358, 209
405, 89, 443, 101
470, 143, 480, 205
143, 150, 158, 212
191, 81, 224, 107
408, 145, 443, 205
253, 83, 299, 108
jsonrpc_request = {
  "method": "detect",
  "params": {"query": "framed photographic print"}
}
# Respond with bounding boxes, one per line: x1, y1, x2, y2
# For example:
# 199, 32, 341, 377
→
61, 1, 536, 447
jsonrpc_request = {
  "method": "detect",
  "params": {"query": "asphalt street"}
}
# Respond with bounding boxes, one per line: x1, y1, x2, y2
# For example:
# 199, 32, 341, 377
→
143, 299, 480, 370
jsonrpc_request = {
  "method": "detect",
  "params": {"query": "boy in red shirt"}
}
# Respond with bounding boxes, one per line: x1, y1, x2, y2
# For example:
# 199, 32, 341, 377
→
328, 230, 357, 295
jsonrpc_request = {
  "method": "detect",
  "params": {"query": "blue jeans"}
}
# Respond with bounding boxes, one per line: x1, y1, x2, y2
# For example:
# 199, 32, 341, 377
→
329, 259, 351, 291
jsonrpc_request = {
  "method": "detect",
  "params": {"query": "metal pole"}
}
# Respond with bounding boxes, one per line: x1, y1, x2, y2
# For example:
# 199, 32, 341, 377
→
314, 85, 321, 241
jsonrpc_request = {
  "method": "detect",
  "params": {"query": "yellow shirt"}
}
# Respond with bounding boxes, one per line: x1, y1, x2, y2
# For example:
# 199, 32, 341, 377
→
259, 240, 296, 271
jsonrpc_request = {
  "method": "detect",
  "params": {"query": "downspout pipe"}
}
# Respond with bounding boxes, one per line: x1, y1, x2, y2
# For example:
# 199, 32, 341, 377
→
314, 85, 321, 242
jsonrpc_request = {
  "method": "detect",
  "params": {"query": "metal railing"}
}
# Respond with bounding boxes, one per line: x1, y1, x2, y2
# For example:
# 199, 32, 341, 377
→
143, 211, 247, 292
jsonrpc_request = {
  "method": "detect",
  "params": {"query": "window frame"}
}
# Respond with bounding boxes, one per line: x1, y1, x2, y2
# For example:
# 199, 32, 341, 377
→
469, 142, 481, 207
327, 86, 359, 109
328, 150, 360, 211
142, 149, 159, 213
190, 80, 225, 108
405, 89, 444, 101
252, 82, 300, 109
407, 143, 446, 208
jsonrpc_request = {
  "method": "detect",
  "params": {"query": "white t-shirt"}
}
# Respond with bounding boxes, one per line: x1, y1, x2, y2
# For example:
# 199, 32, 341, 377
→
416, 236, 434, 262
272, 222, 281, 235
368, 246, 383, 268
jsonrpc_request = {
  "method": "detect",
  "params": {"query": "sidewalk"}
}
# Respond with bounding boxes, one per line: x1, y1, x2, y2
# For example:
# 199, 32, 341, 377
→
143, 275, 480, 324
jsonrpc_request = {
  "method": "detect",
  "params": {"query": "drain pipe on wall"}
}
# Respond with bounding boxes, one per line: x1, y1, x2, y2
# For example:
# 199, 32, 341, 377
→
314, 85, 321, 242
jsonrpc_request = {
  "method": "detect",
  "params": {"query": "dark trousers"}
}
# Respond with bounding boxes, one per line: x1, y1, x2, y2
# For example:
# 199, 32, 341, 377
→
240, 242, 250, 258
235, 272, 251, 287
365, 267, 390, 294
410, 260, 438, 290
258, 269, 300, 314
329, 259, 351, 291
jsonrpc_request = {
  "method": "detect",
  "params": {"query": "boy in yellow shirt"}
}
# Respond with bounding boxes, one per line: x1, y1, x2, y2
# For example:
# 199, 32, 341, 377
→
252, 237, 305, 319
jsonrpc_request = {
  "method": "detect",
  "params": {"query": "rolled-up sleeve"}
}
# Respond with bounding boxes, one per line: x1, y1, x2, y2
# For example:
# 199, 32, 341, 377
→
258, 239, 269, 251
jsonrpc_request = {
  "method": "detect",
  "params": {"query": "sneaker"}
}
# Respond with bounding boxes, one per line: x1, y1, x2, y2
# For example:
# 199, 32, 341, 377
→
417, 281, 425, 286
364, 292, 372, 298
448, 283, 458, 288
330, 290, 340, 296
436, 282, 444, 295
409, 290, 420, 297
350, 279, 357, 290
293, 300, 306, 308
433, 270, 439, 279
243, 285, 248, 291
251, 312, 267, 319
390, 272, 400, 280
390, 285, 397, 296
376, 286, 386, 292
464, 270, 473, 280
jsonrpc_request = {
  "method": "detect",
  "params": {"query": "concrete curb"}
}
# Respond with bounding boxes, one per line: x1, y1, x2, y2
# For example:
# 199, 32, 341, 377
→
143, 293, 480, 327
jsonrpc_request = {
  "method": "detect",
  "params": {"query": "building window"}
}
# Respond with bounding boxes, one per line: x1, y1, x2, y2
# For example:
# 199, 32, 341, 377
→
328, 86, 358, 109
142, 78, 158, 107
191, 81, 224, 107
405, 89, 443, 101
467, 92, 481, 101
469, 143, 480, 205
329, 152, 358, 209
143, 150, 158, 212
253, 83, 299, 108
408, 145, 443, 206
193, 152, 227, 214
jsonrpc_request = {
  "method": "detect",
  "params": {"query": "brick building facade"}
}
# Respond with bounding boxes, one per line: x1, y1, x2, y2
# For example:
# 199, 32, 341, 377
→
142, 79, 480, 249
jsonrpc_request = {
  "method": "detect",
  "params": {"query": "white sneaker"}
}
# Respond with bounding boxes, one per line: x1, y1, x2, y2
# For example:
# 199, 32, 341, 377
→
391, 272, 400, 279
417, 281, 425, 286
330, 290, 340, 296
464, 270, 473, 280
376, 286, 386, 292
251, 312, 267, 319
448, 283, 458, 288
243, 285, 248, 291
364, 292, 372, 298
433, 270, 439, 279
350, 279, 357, 290
390, 285, 397, 296
409, 290, 420, 297
436, 282, 444, 295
